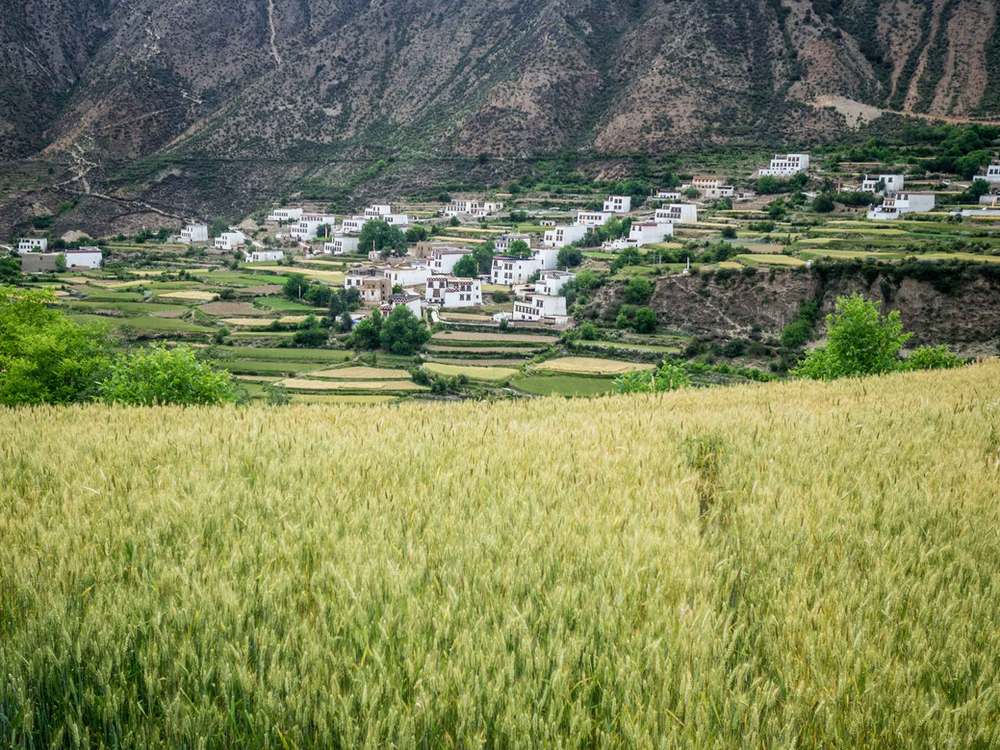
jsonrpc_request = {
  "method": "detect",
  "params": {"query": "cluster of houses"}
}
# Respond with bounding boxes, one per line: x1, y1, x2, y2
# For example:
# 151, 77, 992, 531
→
341, 239, 577, 326
15, 238, 104, 274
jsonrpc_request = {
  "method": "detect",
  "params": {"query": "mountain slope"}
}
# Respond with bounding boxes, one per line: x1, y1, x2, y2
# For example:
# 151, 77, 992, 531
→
2, 0, 999, 229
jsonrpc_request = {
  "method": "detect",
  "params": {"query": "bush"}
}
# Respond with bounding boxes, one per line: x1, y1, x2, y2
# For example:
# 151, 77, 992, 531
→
906, 345, 963, 371
492, 291, 510, 303
292, 326, 328, 348
722, 339, 746, 358
632, 307, 657, 334
811, 194, 836, 213
557, 246, 583, 268
613, 363, 690, 394
98, 345, 235, 405
623, 276, 652, 305
780, 320, 812, 349
721, 226, 737, 239
579, 322, 597, 340
347, 311, 383, 351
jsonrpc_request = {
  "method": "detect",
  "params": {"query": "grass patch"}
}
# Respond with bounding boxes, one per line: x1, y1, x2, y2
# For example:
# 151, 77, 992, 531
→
424, 362, 520, 381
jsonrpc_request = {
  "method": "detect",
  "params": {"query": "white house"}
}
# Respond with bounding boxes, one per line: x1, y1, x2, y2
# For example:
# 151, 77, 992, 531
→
759, 154, 810, 177
655, 204, 698, 224
379, 294, 423, 318
862, 174, 905, 194
491, 255, 542, 286
867, 192, 936, 220
513, 293, 569, 325
179, 224, 208, 243
17, 238, 48, 254
214, 231, 246, 251
691, 176, 726, 192
324, 236, 360, 255
603, 195, 632, 214
425, 276, 482, 307
361, 205, 408, 227
627, 221, 673, 246
656, 190, 682, 201
575, 211, 613, 228
444, 198, 504, 218
537, 270, 575, 296
364, 204, 392, 218
385, 264, 432, 288
985, 164, 1000, 184
248, 249, 284, 263
267, 208, 304, 223
291, 214, 336, 242
539, 219, 557, 227
429, 247, 473, 275
341, 217, 367, 234
534, 247, 559, 271
495, 233, 531, 253
64, 247, 103, 269
543, 225, 587, 248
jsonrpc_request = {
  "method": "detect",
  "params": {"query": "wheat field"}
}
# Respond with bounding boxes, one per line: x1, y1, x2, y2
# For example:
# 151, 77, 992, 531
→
2, 364, 1000, 748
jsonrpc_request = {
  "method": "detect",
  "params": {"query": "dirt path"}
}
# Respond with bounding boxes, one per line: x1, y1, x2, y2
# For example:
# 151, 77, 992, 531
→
267, 0, 282, 67
808, 94, 1000, 128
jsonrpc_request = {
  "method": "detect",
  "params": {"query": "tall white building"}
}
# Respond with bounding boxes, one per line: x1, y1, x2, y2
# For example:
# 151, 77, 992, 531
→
575, 211, 613, 228
17, 238, 48, 254
513, 293, 569, 324
861, 174, 905, 194
985, 164, 1000, 184
291, 214, 337, 242
429, 247, 473, 275
759, 154, 810, 177
214, 231, 246, 251
179, 224, 208, 244
267, 208, 305, 223
324, 236, 360, 255
655, 204, 698, 224
64, 247, 103, 269
603, 195, 632, 214
542, 225, 587, 248
425, 276, 482, 307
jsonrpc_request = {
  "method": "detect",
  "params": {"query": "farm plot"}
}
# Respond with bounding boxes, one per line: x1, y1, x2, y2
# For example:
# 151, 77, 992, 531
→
161, 291, 219, 301
535, 357, 656, 375
432, 331, 559, 345
512, 374, 617, 397
280, 378, 428, 392
310, 367, 414, 380
735, 254, 808, 267
246, 266, 345, 283
579, 340, 683, 354
424, 362, 520, 381
198, 302, 268, 316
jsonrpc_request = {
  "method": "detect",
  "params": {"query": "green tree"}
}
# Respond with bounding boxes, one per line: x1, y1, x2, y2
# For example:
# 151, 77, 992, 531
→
379, 306, 431, 355
97, 345, 235, 406
348, 310, 383, 350
507, 239, 531, 258
579, 322, 597, 340
209, 218, 229, 238
557, 246, 583, 268
0, 257, 20, 284
304, 284, 332, 307
906, 345, 963, 371
794, 294, 912, 380
0, 286, 112, 405
339, 311, 354, 332
811, 194, 836, 213
405, 226, 428, 243
54, 253, 67, 273
609, 248, 643, 274
359, 220, 407, 256
453, 254, 479, 278
473, 241, 496, 274
575, 269, 599, 291
632, 307, 657, 333
721, 226, 737, 239
757, 176, 781, 194
449, 216, 461, 227
282, 274, 309, 301
624, 276, 653, 304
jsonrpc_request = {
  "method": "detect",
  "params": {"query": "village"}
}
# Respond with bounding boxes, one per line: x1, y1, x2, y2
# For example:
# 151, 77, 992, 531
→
6, 136, 1000, 402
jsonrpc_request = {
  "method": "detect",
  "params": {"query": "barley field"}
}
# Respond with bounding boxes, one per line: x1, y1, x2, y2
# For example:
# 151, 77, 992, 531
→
2, 364, 1000, 748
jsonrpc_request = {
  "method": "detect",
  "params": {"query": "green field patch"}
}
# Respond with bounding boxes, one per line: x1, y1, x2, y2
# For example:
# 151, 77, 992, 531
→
432, 331, 558, 345
62, 301, 196, 314
579, 340, 682, 354
734, 254, 808, 267
215, 346, 351, 362
513, 374, 616, 397
65, 314, 213, 332
219, 360, 329, 376
254, 297, 320, 312
424, 362, 520, 381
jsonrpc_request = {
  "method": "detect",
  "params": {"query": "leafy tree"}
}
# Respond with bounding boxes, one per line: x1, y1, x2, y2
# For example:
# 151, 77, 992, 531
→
449, 216, 460, 227
473, 241, 496, 273
348, 310, 383, 350
405, 226, 428, 243
380, 306, 431, 355
328, 290, 345, 318
304, 283, 332, 307
437, 192, 452, 203
684, 187, 701, 199
615, 312, 630, 329
579, 322, 597, 340
282, 274, 309, 301
507, 239, 531, 258
339, 311, 354, 331
768, 199, 787, 220
156, 228, 170, 242
54, 253, 67, 272
721, 226, 737, 239
575, 269, 599, 291
757, 176, 781, 194
98, 345, 235, 405
293, 324, 328, 348
609, 248, 643, 274
968, 179, 991, 198
632, 307, 657, 333
0, 257, 20, 284
723, 339, 746, 358
344, 287, 361, 310
359, 220, 406, 256
0, 286, 112, 405
623, 276, 652, 304
492, 291, 510, 303
811, 194, 836, 213
209, 218, 229, 238
453, 254, 479, 278
794, 294, 912, 380
557, 246, 583, 268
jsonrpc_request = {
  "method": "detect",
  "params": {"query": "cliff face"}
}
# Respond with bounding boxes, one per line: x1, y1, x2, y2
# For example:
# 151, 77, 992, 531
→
591, 267, 1000, 355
